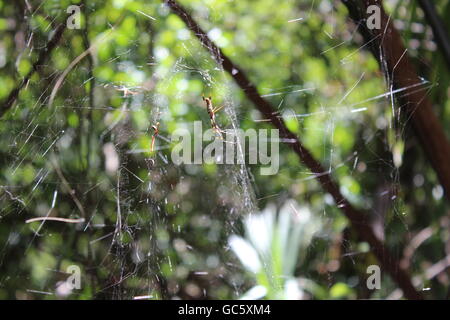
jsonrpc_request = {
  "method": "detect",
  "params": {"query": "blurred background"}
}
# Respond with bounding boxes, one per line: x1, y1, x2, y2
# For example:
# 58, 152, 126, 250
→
0, 0, 449, 299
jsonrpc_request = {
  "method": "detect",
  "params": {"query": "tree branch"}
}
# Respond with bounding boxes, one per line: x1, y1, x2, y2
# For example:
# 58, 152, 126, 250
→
163, 0, 422, 300
341, 0, 450, 203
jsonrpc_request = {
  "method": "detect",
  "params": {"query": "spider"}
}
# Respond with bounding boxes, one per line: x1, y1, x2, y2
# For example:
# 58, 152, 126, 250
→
116, 85, 140, 97
202, 95, 224, 139
150, 121, 160, 152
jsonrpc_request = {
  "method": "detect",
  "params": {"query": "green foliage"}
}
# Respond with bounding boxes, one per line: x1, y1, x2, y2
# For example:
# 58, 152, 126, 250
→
0, 0, 448, 300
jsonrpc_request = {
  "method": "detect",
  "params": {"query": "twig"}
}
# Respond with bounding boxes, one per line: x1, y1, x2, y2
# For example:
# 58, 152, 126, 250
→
388, 254, 450, 299
47, 29, 115, 110
82, 0, 96, 171
163, 0, 422, 300
51, 158, 87, 218
418, 0, 450, 70
424, 255, 450, 280
26, 217, 85, 224
400, 227, 434, 269
341, 0, 450, 203
0, 22, 66, 118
